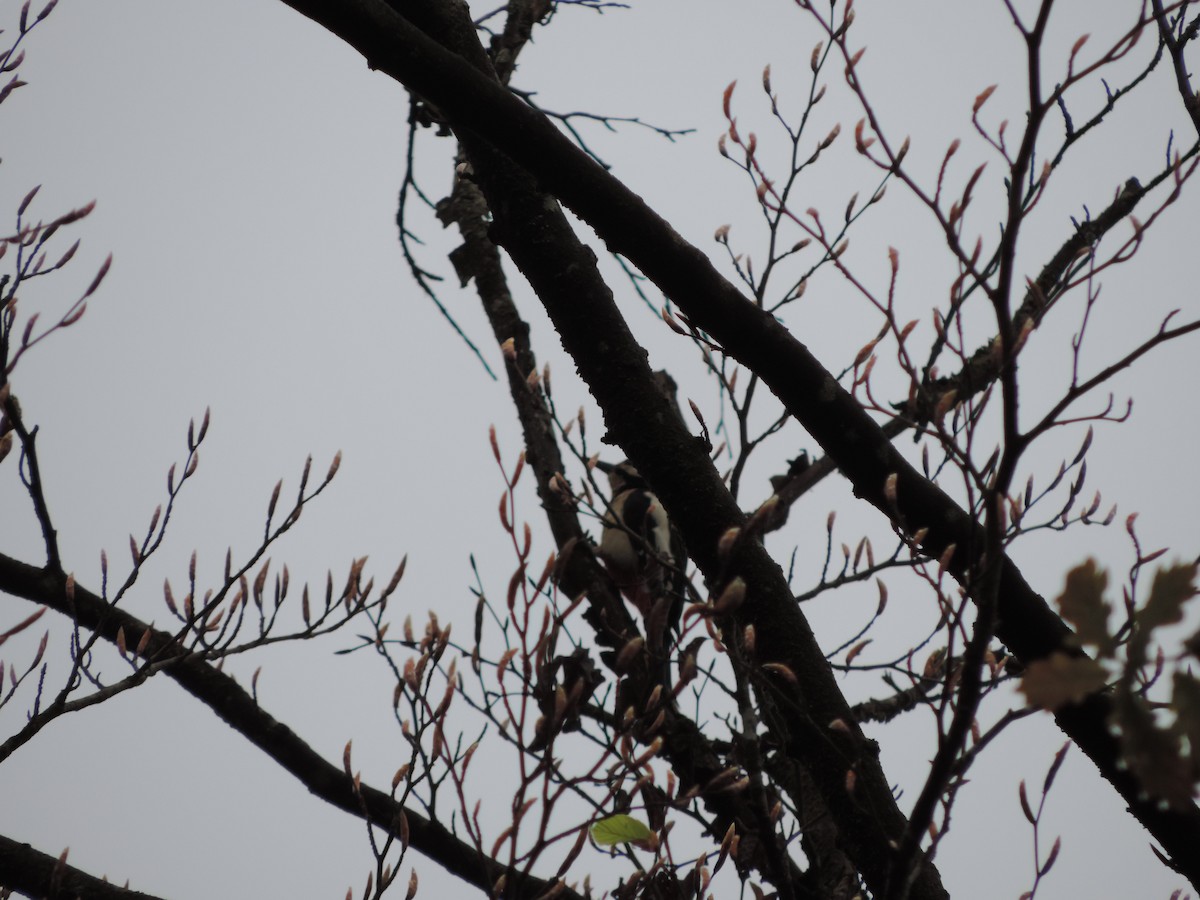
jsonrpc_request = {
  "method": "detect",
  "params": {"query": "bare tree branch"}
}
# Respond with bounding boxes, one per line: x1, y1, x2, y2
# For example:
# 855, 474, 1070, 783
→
271, 0, 1200, 887
0, 834, 165, 900
0, 553, 581, 900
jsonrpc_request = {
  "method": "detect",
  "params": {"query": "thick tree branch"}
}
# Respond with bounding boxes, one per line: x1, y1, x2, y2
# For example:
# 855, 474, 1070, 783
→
0, 834, 164, 900
273, 0, 1200, 886
357, 4, 945, 898
0, 554, 578, 900
438, 140, 816, 897
411, 4, 818, 893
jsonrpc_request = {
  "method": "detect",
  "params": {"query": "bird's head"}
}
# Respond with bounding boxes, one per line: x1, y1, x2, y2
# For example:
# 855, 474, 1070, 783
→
595, 459, 648, 494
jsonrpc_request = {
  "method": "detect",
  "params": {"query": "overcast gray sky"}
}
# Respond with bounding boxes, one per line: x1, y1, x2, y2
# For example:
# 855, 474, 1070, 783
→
1, 1, 1197, 897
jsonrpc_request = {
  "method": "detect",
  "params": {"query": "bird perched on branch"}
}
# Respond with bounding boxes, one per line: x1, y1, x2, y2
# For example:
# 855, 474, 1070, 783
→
596, 460, 686, 661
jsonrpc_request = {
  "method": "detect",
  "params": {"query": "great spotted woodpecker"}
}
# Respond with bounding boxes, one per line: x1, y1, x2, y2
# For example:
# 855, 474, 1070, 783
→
596, 460, 686, 652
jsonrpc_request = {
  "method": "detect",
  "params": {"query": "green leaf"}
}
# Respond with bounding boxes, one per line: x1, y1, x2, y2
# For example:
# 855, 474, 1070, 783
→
1020, 652, 1108, 710
590, 814, 656, 848
1055, 559, 1113, 655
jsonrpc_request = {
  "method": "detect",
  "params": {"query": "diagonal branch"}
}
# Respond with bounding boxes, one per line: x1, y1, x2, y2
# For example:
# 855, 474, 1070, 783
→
1151, 0, 1200, 137
759, 172, 1154, 528
0, 553, 580, 900
438, 134, 814, 896
413, 4, 817, 892
273, 0, 1200, 886
347, 3, 944, 897
0, 833, 165, 900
